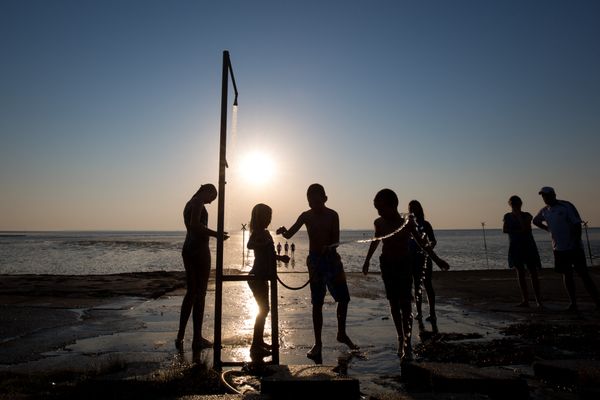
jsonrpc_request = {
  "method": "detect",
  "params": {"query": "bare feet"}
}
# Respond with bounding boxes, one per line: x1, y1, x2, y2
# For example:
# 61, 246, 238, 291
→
250, 345, 272, 360
175, 338, 184, 351
192, 337, 213, 351
337, 333, 359, 350
258, 341, 272, 351
397, 339, 404, 358
307, 344, 322, 361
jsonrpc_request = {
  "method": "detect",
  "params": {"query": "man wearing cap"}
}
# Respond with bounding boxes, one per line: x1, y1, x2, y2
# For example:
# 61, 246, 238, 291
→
533, 187, 600, 311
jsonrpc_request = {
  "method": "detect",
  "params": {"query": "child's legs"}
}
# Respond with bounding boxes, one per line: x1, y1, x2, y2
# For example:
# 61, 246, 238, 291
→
412, 254, 425, 315
326, 268, 351, 337
192, 261, 211, 342
423, 263, 436, 318
178, 256, 197, 340
388, 300, 404, 340
312, 303, 323, 346
249, 280, 270, 346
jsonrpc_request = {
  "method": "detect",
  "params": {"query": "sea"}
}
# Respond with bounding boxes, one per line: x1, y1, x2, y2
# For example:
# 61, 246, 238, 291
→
1, 228, 599, 275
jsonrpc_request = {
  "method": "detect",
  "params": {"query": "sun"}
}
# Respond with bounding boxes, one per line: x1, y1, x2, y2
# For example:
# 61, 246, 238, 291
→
239, 151, 276, 185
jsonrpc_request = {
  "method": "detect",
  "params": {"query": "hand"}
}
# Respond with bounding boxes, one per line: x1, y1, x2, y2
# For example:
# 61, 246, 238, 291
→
405, 217, 416, 230
362, 260, 370, 275
276, 226, 287, 235
438, 259, 450, 271
279, 255, 290, 264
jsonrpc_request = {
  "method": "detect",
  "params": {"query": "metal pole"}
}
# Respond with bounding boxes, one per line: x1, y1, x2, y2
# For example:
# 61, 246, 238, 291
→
481, 222, 489, 269
241, 223, 247, 266
214, 50, 230, 370
583, 221, 594, 266
270, 274, 279, 364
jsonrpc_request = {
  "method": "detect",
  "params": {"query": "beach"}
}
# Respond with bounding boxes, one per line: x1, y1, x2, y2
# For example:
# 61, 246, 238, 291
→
2, 267, 600, 399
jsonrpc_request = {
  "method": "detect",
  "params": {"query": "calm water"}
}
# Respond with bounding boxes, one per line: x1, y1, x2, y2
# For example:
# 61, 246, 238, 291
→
1, 229, 599, 275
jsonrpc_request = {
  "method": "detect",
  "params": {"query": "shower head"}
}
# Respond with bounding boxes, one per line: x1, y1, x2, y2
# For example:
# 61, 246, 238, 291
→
233, 95, 238, 106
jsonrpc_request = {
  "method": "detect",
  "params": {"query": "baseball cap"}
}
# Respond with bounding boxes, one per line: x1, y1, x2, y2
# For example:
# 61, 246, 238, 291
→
538, 186, 556, 195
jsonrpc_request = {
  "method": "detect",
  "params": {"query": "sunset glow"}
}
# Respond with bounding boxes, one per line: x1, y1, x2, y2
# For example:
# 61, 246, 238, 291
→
239, 151, 276, 185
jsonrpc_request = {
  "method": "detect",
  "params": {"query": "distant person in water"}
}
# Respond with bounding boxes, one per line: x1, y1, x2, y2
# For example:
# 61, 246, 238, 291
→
284, 241, 289, 254
176, 184, 229, 353
408, 200, 440, 331
290, 242, 296, 257
533, 187, 600, 312
503, 195, 543, 308
363, 189, 449, 362
277, 184, 358, 362
277, 242, 282, 255
247, 204, 290, 360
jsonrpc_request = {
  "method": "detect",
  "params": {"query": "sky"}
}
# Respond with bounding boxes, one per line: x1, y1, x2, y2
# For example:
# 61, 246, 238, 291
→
1, 0, 599, 231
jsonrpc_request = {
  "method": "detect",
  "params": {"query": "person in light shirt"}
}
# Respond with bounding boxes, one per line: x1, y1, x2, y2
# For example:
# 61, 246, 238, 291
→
533, 187, 600, 312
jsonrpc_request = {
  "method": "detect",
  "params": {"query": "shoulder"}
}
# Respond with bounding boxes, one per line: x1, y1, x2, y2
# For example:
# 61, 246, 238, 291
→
423, 220, 433, 230
503, 212, 512, 220
326, 207, 339, 220
558, 200, 577, 210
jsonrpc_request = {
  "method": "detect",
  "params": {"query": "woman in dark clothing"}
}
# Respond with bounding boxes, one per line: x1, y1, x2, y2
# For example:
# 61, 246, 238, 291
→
503, 195, 543, 308
176, 184, 228, 352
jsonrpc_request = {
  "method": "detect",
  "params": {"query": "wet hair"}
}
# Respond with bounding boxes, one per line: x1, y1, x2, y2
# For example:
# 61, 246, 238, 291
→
250, 203, 272, 233
374, 188, 398, 208
508, 195, 522, 206
409, 200, 425, 221
194, 183, 217, 197
307, 183, 326, 198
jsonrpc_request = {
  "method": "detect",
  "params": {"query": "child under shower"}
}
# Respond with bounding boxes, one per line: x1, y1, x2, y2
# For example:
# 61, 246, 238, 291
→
247, 203, 289, 360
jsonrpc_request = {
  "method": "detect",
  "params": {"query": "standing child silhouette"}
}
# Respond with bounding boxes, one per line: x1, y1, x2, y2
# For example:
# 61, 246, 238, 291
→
277, 184, 358, 362
247, 204, 290, 360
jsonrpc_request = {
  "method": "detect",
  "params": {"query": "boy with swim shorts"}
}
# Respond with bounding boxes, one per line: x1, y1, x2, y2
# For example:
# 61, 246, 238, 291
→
277, 184, 358, 361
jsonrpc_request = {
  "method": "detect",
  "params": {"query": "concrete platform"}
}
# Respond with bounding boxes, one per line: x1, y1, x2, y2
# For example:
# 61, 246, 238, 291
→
260, 364, 360, 399
402, 362, 529, 399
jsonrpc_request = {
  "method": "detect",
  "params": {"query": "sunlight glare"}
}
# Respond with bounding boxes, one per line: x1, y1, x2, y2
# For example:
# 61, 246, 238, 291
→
239, 151, 276, 185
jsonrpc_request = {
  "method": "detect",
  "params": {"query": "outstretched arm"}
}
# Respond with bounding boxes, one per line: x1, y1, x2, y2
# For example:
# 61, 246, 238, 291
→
410, 225, 449, 271
277, 213, 305, 239
362, 240, 380, 275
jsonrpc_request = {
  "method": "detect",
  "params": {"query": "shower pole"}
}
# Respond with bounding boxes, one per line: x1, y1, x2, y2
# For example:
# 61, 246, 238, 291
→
215, 50, 237, 369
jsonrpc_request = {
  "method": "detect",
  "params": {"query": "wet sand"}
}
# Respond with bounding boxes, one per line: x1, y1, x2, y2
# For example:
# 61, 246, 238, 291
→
1, 267, 599, 398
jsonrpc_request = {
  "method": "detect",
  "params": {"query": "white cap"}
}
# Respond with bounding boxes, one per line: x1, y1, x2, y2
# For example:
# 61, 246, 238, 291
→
538, 186, 556, 195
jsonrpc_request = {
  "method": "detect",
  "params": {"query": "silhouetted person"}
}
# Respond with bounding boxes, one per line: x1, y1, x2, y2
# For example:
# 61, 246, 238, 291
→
276, 242, 282, 255
533, 187, 600, 311
291, 242, 296, 257
363, 189, 448, 362
503, 195, 543, 308
247, 204, 290, 361
277, 184, 358, 362
176, 184, 228, 353
284, 241, 289, 254
408, 200, 440, 332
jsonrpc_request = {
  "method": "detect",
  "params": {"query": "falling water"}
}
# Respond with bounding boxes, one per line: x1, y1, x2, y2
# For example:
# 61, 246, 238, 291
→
225, 104, 239, 232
